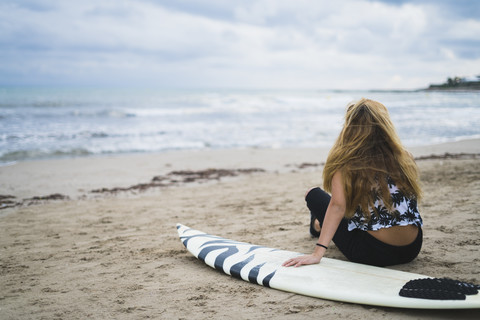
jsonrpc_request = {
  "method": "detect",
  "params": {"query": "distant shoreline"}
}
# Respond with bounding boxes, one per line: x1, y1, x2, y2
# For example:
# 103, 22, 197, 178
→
424, 75, 480, 91
424, 84, 480, 91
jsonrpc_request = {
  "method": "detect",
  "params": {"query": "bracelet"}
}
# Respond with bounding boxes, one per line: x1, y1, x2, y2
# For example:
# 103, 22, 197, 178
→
316, 243, 328, 250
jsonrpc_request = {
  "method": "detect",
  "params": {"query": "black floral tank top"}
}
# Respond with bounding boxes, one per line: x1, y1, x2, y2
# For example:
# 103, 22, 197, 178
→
347, 177, 423, 231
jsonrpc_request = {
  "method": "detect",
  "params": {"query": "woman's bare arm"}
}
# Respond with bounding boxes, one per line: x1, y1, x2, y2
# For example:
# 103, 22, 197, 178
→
282, 171, 346, 267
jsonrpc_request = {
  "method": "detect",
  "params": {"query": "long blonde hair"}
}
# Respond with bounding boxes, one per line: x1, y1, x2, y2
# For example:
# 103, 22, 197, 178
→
323, 98, 422, 219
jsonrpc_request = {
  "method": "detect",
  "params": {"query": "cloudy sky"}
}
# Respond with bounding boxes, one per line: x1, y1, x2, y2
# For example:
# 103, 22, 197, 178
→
1, 0, 479, 89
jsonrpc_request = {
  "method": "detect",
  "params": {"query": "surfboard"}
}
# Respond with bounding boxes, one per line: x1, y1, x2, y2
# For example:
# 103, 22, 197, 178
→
177, 223, 480, 309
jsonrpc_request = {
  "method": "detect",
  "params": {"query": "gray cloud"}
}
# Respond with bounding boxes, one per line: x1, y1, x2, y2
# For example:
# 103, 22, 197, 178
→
0, 0, 478, 89
376, 0, 480, 19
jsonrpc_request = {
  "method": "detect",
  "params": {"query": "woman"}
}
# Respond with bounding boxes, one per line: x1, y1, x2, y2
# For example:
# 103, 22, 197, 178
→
283, 98, 423, 268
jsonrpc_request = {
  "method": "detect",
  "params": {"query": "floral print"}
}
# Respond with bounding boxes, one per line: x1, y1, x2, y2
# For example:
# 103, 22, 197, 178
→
347, 177, 423, 231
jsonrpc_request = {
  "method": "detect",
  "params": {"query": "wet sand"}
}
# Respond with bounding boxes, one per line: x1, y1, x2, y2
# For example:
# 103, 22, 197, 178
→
1, 140, 480, 319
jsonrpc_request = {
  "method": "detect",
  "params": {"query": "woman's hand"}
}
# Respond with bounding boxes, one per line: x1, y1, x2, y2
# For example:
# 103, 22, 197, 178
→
282, 254, 322, 268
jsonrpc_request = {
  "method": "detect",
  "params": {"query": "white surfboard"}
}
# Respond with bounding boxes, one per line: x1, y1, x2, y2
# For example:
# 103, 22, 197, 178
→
177, 224, 480, 309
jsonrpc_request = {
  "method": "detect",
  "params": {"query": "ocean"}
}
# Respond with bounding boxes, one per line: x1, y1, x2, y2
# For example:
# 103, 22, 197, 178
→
1, 87, 479, 165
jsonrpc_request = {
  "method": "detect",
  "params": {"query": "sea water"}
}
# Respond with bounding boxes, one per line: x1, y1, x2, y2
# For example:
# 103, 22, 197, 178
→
1, 87, 479, 164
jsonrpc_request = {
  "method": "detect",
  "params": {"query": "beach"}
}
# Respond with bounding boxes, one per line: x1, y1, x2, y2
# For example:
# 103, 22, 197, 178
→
1, 139, 480, 319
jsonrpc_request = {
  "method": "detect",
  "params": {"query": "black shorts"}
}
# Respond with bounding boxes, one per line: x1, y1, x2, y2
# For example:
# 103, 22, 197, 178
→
306, 187, 422, 267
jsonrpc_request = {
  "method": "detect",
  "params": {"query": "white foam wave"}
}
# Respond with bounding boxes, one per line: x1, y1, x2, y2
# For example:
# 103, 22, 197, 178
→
1, 88, 479, 162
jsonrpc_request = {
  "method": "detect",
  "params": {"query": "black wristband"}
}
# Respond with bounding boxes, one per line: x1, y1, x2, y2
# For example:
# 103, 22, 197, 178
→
316, 243, 328, 250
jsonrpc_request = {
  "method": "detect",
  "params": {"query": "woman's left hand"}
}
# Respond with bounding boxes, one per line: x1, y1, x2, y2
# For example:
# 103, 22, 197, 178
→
282, 254, 322, 268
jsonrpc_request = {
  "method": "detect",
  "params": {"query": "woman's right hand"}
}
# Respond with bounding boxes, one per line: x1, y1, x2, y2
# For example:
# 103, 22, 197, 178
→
282, 254, 322, 268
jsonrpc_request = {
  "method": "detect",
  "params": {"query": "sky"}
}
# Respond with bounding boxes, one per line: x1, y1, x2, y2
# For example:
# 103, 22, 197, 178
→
1, 0, 479, 90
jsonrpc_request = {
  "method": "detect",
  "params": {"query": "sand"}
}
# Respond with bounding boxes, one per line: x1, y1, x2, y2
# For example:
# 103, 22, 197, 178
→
1, 139, 480, 319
